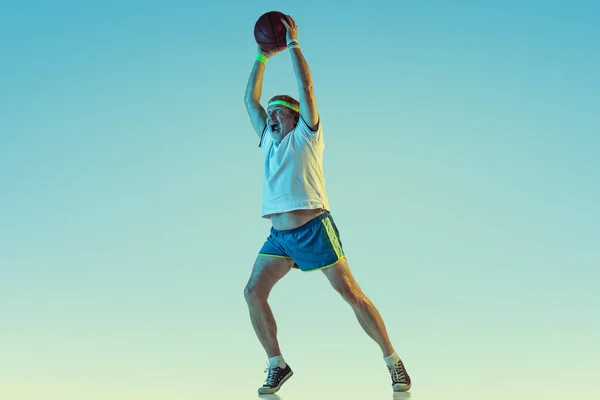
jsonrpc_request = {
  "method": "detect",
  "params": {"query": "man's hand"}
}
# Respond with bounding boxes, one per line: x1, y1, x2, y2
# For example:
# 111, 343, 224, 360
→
258, 45, 285, 59
281, 15, 298, 44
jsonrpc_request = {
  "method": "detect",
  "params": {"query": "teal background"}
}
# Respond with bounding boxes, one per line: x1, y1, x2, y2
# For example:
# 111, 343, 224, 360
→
1, 1, 598, 399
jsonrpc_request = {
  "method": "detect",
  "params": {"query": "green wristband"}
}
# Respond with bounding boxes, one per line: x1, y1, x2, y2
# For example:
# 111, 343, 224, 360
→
256, 53, 268, 65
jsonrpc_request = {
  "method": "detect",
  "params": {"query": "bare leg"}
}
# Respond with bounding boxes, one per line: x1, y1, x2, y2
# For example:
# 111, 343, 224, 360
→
322, 258, 395, 356
244, 256, 294, 357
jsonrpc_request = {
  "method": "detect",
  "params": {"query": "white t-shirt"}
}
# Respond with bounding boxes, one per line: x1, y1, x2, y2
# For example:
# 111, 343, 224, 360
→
258, 116, 330, 218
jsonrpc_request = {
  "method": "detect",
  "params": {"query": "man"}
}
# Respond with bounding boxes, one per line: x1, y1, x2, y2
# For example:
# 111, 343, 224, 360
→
243, 14, 411, 395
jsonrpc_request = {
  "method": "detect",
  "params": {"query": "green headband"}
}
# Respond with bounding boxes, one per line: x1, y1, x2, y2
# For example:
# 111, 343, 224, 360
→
268, 100, 299, 112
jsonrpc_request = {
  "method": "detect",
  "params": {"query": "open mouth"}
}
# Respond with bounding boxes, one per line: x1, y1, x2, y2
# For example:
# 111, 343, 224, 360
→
270, 123, 280, 133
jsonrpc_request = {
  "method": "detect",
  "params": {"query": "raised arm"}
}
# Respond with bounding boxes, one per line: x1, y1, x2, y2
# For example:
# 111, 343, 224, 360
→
281, 16, 319, 130
244, 47, 282, 138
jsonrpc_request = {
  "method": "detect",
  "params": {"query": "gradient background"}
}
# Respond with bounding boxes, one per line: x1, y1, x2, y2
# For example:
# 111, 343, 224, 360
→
1, 1, 599, 399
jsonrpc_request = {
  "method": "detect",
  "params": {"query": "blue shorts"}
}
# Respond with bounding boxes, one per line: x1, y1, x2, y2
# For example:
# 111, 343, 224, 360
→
258, 211, 346, 271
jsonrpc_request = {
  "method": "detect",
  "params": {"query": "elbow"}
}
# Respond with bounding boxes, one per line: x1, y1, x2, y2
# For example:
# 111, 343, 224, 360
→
244, 90, 258, 105
244, 97, 261, 112
300, 82, 314, 94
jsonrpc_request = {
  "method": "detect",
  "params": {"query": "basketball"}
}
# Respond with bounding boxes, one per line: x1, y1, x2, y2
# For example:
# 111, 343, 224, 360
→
254, 11, 287, 52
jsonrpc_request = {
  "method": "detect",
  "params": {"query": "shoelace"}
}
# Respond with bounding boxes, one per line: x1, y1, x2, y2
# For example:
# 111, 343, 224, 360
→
264, 365, 281, 386
388, 361, 407, 383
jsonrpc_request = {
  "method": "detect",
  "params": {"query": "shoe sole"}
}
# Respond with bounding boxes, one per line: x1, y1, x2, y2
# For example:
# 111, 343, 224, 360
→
393, 383, 411, 392
258, 370, 294, 395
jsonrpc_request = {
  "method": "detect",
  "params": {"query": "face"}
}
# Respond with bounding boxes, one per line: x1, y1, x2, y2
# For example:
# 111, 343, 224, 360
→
266, 105, 296, 141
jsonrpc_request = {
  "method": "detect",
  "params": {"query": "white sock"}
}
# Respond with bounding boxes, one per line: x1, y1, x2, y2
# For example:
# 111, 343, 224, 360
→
268, 355, 286, 369
383, 351, 401, 366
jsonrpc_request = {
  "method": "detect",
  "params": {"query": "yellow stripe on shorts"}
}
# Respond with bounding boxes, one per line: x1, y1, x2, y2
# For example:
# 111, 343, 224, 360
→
321, 217, 343, 259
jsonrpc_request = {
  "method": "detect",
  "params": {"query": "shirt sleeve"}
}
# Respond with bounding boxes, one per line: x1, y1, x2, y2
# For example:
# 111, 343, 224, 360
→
258, 125, 268, 148
295, 114, 322, 142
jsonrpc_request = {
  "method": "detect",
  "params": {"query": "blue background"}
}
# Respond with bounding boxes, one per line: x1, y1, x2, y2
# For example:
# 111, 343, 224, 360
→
1, 1, 598, 399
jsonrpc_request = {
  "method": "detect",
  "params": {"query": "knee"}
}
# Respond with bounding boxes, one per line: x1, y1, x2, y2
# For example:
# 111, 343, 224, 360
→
338, 285, 367, 308
244, 283, 267, 304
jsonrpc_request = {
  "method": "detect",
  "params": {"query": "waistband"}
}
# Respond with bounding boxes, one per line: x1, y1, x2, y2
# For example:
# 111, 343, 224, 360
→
271, 211, 331, 235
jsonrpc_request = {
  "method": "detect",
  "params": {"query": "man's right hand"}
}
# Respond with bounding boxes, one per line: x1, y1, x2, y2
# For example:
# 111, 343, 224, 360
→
258, 45, 285, 59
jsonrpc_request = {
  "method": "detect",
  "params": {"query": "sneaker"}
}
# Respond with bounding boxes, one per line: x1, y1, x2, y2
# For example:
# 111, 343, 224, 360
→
388, 359, 411, 392
258, 363, 293, 394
